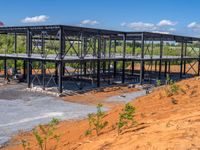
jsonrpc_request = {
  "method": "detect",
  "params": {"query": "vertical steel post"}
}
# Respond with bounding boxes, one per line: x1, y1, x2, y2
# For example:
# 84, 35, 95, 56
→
168, 61, 171, 74
180, 40, 184, 78
55, 62, 58, 84
183, 42, 187, 75
102, 39, 106, 74
122, 34, 126, 84
132, 40, 135, 75
108, 36, 111, 84
58, 26, 64, 93
41, 32, 46, 89
140, 34, 144, 84
26, 28, 32, 88
97, 35, 101, 87
114, 40, 117, 78
14, 33, 17, 74
83, 37, 87, 75
159, 37, 163, 78
164, 61, 167, 77
155, 61, 157, 72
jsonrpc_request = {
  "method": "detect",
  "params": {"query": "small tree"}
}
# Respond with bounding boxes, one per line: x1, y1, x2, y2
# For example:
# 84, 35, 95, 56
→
117, 103, 136, 135
85, 103, 108, 136
32, 118, 60, 150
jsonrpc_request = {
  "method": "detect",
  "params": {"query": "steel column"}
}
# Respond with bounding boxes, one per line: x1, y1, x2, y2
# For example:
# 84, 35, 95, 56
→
58, 27, 64, 93
114, 40, 117, 78
26, 28, 32, 88
183, 42, 187, 75
122, 34, 126, 84
14, 33, 17, 74
97, 35, 101, 87
159, 37, 163, 78
180, 40, 184, 78
168, 61, 171, 74
164, 61, 167, 77
132, 40, 135, 75
140, 34, 144, 84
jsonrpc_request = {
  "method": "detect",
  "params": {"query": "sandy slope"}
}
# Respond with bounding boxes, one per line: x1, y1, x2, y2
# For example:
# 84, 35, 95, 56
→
3, 77, 200, 150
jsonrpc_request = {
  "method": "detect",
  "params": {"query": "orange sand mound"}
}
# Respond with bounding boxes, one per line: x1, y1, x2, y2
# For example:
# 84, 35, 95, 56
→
3, 77, 200, 150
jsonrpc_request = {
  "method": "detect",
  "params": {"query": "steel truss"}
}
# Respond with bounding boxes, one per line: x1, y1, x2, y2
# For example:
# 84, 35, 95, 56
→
0, 25, 200, 93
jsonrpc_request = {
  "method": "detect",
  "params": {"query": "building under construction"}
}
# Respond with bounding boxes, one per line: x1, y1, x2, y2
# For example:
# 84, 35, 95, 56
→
0, 25, 200, 93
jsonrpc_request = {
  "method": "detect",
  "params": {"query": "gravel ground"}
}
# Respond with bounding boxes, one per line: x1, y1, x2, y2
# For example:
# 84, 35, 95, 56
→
0, 84, 98, 145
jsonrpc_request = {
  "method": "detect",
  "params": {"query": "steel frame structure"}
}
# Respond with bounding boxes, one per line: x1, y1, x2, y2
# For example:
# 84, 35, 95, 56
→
0, 25, 200, 93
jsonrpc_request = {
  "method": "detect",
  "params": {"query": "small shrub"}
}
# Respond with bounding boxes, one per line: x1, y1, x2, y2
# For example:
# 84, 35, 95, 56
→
166, 74, 173, 85
24, 118, 60, 150
21, 139, 30, 150
84, 129, 92, 136
85, 103, 108, 136
166, 83, 180, 97
117, 103, 136, 135
156, 79, 161, 87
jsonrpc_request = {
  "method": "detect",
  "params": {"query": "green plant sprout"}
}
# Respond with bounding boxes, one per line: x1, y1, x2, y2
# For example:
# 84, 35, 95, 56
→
85, 103, 108, 136
117, 103, 136, 135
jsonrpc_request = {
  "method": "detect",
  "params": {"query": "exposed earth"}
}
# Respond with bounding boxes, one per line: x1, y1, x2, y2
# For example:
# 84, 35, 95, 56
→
2, 76, 200, 150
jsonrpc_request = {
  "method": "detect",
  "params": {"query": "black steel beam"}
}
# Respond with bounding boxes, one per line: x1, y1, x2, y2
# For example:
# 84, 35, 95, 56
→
122, 34, 126, 83
14, 32, 17, 74
140, 34, 144, 84
97, 35, 101, 87
26, 28, 32, 88
58, 27, 64, 93
180, 40, 184, 78
159, 37, 163, 78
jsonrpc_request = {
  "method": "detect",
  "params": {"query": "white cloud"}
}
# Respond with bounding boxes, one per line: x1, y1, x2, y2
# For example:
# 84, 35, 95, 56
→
80, 19, 99, 25
121, 22, 157, 31
121, 19, 178, 33
22, 15, 49, 23
152, 31, 170, 34
157, 20, 177, 26
187, 22, 200, 30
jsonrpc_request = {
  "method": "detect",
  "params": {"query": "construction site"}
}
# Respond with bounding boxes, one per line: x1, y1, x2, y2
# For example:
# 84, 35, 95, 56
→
0, 25, 200, 94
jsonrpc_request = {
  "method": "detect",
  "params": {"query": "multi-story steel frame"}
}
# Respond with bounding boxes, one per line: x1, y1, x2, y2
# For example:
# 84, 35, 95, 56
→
0, 25, 200, 93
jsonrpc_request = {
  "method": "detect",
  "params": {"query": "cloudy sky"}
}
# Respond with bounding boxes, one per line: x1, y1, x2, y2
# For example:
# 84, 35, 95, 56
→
1, 0, 200, 36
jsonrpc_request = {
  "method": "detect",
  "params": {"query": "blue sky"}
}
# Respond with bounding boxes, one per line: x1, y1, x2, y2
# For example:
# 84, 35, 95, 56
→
1, 0, 200, 36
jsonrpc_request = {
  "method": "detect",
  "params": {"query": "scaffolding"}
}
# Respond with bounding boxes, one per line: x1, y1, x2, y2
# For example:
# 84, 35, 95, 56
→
0, 25, 200, 93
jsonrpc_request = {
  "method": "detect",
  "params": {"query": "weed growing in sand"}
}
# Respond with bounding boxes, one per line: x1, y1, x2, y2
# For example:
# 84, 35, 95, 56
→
166, 74, 173, 85
21, 139, 30, 150
156, 79, 161, 87
85, 103, 108, 136
165, 83, 180, 97
117, 103, 136, 135
32, 118, 60, 150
